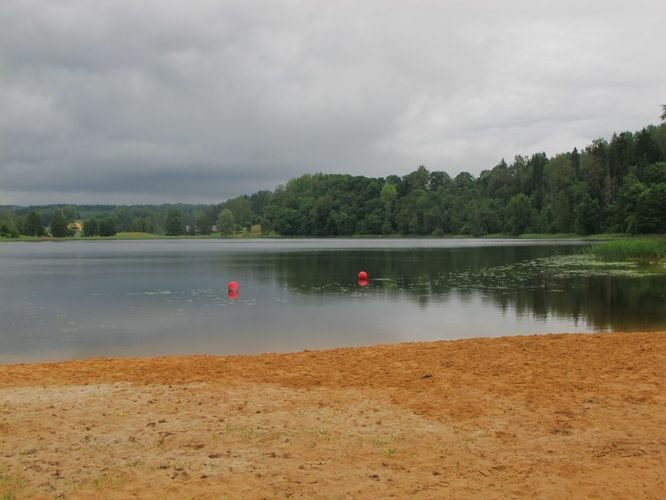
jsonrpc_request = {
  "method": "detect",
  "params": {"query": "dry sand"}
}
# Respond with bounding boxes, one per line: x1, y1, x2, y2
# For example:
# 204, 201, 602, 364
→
1, 332, 664, 499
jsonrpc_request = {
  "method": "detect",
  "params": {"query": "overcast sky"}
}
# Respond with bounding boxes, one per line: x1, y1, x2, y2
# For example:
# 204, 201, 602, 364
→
1, 0, 665, 205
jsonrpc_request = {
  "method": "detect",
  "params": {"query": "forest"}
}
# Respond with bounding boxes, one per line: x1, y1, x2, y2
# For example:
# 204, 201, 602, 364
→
1, 120, 665, 238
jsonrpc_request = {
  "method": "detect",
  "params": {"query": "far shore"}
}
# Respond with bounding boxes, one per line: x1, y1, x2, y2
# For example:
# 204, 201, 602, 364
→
0, 232, 629, 242
1, 331, 664, 498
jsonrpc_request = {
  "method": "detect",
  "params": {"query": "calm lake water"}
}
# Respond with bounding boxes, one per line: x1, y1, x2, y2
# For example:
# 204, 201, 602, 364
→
1, 239, 665, 363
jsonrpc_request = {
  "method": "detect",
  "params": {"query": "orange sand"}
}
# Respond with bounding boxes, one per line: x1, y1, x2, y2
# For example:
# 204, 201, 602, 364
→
1, 332, 664, 498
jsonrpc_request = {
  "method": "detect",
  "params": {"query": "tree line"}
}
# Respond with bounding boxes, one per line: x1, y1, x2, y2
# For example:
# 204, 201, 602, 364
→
219, 121, 666, 236
1, 120, 665, 238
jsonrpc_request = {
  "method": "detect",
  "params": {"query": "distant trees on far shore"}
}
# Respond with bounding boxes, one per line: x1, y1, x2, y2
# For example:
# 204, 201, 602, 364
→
2, 117, 665, 239
50, 209, 69, 237
219, 121, 665, 236
164, 208, 183, 236
217, 209, 235, 235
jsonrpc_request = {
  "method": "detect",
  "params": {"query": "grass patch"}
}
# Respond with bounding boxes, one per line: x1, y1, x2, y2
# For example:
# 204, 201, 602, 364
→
223, 423, 257, 440
0, 467, 26, 500
0, 236, 45, 242
89, 472, 128, 491
113, 232, 165, 239
583, 238, 666, 263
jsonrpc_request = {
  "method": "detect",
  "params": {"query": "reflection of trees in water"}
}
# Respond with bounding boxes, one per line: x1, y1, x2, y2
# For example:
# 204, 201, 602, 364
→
265, 245, 571, 289
241, 245, 665, 332
485, 276, 666, 331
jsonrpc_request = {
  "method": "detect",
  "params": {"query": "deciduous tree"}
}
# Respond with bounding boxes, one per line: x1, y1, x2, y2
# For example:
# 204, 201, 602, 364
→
217, 209, 236, 236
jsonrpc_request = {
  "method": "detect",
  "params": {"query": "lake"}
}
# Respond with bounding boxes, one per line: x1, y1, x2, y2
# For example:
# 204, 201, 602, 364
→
1, 239, 664, 363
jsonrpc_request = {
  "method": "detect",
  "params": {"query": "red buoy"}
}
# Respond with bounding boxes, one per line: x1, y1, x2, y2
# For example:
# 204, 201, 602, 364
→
358, 278, 368, 287
358, 271, 368, 280
227, 281, 239, 292
228, 289, 239, 300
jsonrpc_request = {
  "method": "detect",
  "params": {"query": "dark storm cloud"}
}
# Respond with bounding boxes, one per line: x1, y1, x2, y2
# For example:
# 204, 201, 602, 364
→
1, 0, 665, 204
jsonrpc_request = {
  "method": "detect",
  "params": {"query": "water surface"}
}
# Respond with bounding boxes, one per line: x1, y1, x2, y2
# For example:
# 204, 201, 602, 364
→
1, 239, 664, 363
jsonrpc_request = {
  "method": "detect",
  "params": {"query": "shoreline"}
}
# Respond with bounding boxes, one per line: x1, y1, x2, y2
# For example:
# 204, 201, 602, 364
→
1, 332, 664, 497
0, 330, 621, 368
0, 329, 654, 372
0, 233, 625, 243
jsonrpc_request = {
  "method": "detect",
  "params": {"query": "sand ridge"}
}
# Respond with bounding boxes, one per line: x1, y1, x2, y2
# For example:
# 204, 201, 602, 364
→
1, 332, 665, 498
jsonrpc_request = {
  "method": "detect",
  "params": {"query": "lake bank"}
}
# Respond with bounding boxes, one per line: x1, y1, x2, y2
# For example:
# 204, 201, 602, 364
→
1, 332, 664, 498
0, 232, 629, 242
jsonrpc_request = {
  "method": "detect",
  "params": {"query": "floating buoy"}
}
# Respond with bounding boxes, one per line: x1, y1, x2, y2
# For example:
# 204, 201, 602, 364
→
358, 278, 368, 287
358, 271, 368, 280
227, 281, 239, 300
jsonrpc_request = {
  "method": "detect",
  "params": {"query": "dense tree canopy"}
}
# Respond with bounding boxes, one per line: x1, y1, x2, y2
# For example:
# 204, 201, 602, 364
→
50, 209, 69, 237
225, 123, 666, 236
82, 218, 97, 236
98, 217, 117, 237
217, 209, 235, 235
164, 208, 183, 236
23, 211, 44, 237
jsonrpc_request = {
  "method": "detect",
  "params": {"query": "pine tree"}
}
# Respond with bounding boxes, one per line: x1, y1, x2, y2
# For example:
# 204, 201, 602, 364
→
24, 211, 44, 236
50, 209, 68, 238
164, 208, 183, 236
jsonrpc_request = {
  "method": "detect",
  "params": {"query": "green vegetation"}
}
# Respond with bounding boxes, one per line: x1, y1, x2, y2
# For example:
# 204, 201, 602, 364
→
23, 211, 44, 237
99, 217, 117, 237
0, 223, 18, 238
1, 467, 26, 500
1, 118, 665, 239
50, 209, 69, 237
164, 207, 184, 236
113, 231, 164, 239
247, 122, 665, 237
217, 208, 235, 236
584, 238, 666, 263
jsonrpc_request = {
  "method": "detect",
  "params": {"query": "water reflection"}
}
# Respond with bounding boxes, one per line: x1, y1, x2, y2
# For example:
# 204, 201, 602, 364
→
251, 246, 666, 331
0, 240, 664, 363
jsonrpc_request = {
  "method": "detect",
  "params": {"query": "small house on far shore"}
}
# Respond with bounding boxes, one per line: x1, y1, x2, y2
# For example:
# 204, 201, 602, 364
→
68, 221, 83, 234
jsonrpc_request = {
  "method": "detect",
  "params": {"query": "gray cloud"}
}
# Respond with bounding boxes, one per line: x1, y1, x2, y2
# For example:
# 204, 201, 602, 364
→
1, 0, 665, 204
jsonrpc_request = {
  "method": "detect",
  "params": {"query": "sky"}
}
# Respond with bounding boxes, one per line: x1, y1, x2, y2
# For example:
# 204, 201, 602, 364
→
1, 0, 665, 205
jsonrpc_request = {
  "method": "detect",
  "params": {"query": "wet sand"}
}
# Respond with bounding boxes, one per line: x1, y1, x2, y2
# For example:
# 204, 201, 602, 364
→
1, 332, 664, 498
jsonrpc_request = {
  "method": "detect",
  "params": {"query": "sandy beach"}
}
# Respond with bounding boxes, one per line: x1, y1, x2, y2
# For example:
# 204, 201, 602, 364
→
1, 332, 664, 499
